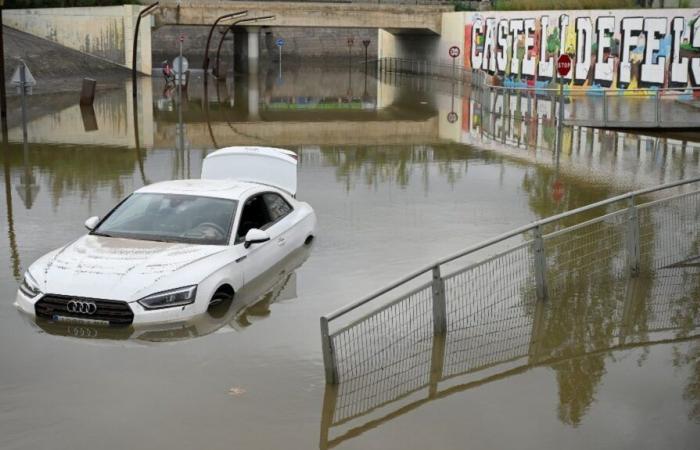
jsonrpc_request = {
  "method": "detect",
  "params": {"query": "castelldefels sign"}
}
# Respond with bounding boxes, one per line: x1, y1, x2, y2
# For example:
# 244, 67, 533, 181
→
463, 9, 700, 90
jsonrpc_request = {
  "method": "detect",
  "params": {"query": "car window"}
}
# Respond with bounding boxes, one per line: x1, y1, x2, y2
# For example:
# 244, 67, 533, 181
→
93, 193, 237, 245
236, 195, 273, 243
263, 193, 293, 222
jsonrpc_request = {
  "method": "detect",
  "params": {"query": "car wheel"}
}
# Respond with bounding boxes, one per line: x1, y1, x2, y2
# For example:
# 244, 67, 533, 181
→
207, 287, 234, 318
304, 235, 314, 245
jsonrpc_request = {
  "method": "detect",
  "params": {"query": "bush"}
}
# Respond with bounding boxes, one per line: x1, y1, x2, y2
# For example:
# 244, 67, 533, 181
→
493, 0, 637, 10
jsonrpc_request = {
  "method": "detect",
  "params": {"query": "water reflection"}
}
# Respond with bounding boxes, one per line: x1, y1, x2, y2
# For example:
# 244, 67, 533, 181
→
27, 245, 310, 343
1, 64, 700, 450
320, 266, 700, 448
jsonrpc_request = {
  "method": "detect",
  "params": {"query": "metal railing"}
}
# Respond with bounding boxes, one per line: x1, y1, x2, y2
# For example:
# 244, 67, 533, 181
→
320, 264, 700, 448
320, 176, 700, 384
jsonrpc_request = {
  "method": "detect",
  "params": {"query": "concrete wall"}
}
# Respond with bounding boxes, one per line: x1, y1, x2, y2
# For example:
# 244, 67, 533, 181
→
156, 1, 449, 34
3, 5, 153, 74
152, 26, 377, 67
449, 8, 700, 91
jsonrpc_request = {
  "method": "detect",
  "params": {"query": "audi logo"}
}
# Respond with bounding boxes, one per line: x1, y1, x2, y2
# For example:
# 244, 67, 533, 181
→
66, 300, 97, 315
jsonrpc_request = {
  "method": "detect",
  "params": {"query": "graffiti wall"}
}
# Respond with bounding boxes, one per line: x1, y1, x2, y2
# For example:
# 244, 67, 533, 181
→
463, 9, 700, 92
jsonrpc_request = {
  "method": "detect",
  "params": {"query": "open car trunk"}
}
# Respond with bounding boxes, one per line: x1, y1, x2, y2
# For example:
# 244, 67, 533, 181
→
201, 147, 297, 195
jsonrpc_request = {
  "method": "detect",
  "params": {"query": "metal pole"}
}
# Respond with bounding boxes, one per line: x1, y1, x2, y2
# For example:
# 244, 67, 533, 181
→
558, 82, 564, 126
320, 317, 338, 384
213, 15, 274, 78
0, 7, 8, 139
533, 225, 548, 301
603, 89, 608, 125
203, 11, 248, 73
278, 44, 282, 79
432, 265, 447, 335
177, 38, 183, 101
626, 197, 641, 277
19, 63, 28, 148
132, 2, 159, 100
655, 89, 660, 127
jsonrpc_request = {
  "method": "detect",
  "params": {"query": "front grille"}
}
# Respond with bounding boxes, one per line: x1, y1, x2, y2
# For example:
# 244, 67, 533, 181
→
35, 295, 134, 326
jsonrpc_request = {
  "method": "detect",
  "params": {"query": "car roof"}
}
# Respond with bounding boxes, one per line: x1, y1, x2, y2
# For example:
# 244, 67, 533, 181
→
135, 179, 262, 200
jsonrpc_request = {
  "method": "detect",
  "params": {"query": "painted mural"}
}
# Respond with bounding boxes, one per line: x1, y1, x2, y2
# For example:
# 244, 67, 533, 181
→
463, 9, 700, 94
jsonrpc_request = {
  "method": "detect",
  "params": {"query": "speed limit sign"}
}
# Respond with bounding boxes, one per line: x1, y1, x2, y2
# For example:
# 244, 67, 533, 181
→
448, 46, 460, 58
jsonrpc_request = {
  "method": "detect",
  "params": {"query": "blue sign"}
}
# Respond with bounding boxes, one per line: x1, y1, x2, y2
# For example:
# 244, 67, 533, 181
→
276, 38, 285, 47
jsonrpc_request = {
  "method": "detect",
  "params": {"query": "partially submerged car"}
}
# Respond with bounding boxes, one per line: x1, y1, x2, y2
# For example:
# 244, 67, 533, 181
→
15, 147, 316, 326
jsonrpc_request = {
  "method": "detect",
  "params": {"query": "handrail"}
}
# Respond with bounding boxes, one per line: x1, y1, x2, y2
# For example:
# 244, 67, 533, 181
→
323, 175, 700, 321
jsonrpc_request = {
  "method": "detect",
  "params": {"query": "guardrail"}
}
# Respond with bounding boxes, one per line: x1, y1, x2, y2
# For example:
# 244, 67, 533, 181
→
320, 176, 700, 384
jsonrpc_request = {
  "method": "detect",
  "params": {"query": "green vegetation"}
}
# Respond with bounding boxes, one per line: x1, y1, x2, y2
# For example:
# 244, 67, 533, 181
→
451, 0, 476, 11
4, 0, 138, 8
493, 0, 637, 10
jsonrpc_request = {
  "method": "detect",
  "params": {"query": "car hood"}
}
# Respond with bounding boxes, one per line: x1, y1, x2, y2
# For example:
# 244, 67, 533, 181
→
35, 235, 227, 301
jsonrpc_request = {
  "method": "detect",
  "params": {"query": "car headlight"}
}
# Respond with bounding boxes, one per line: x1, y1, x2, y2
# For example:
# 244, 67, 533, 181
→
19, 272, 42, 298
138, 285, 197, 310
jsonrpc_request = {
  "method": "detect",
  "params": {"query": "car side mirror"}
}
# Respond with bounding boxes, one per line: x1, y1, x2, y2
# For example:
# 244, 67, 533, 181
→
244, 228, 270, 248
84, 216, 100, 231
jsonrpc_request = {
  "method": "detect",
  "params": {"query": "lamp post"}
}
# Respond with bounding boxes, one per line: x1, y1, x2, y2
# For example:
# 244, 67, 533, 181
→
362, 39, 370, 74
213, 15, 275, 79
132, 2, 159, 100
202, 11, 248, 74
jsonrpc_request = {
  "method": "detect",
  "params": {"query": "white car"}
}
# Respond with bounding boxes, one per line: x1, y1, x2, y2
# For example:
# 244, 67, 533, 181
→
15, 147, 316, 326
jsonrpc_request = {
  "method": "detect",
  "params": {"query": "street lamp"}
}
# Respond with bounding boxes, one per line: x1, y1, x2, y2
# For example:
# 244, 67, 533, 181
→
132, 2, 159, 100
203, 11, 248, 73
213, 15, 275, 78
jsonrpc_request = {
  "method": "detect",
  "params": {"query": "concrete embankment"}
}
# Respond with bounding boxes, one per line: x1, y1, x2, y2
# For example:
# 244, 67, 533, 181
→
3, 26, 130, 97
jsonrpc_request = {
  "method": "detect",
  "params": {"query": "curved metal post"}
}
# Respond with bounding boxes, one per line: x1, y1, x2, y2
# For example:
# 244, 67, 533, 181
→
213, 15, 274, 78
202, 11, 248, 73
131, 2, 159, 100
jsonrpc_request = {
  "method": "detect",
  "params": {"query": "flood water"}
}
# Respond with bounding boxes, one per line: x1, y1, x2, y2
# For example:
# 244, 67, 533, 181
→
1, 63, 700, 449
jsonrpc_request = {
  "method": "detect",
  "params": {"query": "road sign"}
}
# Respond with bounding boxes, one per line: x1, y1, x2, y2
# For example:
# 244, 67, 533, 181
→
447, 111, 458, 123
448, 46, 460, 58
557, 54, 572, 77
276, 37, 285, 47
172, 56, 189, 74
10, 63, 36, 87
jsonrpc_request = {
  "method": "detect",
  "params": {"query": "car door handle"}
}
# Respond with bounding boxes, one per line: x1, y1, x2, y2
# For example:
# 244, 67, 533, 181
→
277, 237, 286, 246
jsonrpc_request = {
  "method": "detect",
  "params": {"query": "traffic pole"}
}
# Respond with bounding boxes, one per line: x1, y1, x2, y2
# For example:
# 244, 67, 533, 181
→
0, 6, 8, 140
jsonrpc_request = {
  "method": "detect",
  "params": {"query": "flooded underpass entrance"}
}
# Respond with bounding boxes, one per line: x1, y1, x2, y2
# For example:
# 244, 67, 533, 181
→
1, 63, 700, 450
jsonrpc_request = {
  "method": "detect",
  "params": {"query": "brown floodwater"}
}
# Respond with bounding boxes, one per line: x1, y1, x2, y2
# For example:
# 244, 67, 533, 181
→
1, 64, 699, 450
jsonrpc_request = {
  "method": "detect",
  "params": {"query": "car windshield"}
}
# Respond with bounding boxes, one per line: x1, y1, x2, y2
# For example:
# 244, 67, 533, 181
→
93, 193, 237, 245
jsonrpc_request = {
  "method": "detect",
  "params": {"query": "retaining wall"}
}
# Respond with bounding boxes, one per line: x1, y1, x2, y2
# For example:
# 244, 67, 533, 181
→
3, 5, 152, 74
458, 8, 700, 91
381, 8, 700, 93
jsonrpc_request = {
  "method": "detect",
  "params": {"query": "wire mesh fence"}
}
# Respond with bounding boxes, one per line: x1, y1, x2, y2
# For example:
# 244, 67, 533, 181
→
442, 242, 536, 378
321, 178, 700, 444
329, 283, 434, 422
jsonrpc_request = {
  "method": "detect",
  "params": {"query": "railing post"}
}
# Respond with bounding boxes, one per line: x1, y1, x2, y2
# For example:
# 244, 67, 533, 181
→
432, 265, 447, 335
626, 197, 641, 277
320, 317, 338, 384
655, 89, 660, 127
534, 225, 548, 301
603, 89, 608, 125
